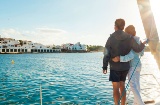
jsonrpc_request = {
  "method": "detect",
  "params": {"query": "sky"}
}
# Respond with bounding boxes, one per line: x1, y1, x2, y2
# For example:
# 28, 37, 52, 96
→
0, 0, 159, 46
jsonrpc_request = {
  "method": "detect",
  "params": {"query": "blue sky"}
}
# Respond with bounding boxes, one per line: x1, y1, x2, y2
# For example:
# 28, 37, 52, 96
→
0, 0, 159, 46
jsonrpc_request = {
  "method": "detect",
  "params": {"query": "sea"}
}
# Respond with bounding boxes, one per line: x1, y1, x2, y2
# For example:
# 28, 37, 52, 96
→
0, 52, 160, 105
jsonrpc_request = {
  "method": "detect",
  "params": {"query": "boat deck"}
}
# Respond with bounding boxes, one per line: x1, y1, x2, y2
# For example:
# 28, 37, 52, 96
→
125, 65, 160, 105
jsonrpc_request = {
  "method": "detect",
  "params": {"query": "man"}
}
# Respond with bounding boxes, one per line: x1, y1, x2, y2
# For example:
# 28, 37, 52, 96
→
102, 19, 145, 105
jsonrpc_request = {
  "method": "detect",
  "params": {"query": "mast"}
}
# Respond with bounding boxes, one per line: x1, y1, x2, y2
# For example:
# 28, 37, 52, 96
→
137, 0, 160, 69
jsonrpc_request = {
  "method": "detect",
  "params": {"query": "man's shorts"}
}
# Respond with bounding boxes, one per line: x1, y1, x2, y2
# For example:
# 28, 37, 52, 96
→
109, 70, 129, 82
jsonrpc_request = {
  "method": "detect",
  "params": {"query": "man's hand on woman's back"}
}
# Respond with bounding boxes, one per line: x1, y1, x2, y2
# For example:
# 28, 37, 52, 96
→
112, 56, 120, 62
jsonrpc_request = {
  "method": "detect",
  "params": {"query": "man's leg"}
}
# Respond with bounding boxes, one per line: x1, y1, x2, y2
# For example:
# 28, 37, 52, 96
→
120, 81, 126, 105
112, 82, 120, 105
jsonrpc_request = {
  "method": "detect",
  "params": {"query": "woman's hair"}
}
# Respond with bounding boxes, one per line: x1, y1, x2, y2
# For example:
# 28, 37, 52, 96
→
125, 25, 136, 36
115, 19, 125, 30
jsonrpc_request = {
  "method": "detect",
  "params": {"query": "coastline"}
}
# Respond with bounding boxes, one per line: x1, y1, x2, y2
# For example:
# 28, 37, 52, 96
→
0, 50, 150, 54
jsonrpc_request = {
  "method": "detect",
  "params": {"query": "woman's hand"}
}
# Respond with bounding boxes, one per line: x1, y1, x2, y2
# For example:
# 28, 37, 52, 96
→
142, 39, 149, 44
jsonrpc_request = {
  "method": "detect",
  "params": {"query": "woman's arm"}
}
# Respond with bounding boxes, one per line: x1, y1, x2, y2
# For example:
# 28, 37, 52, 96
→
112, 50, 135, 62
120, 50, 135, 62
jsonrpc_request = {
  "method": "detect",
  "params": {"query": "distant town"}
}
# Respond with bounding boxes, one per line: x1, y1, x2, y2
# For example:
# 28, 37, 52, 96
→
0, 35, 155, 54
0, 36, 104, 54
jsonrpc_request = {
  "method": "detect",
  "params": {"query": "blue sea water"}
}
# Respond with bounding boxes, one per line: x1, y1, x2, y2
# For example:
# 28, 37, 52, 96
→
0, 52, 160, 105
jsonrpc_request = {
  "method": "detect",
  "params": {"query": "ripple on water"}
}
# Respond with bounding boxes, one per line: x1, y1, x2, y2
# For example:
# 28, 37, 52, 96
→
0, 52, 159, 104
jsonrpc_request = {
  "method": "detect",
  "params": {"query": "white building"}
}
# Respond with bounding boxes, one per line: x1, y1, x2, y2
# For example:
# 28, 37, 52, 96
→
73, 42, 87, 51
0, 37, 61, 53
62, 42, 87, 51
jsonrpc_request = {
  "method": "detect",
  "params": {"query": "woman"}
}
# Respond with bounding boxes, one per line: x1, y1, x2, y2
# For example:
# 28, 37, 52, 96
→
112, 25, 146, 105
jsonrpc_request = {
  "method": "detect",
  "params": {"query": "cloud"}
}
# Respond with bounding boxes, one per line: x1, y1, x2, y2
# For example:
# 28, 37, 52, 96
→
0, 29, 27, 40
0, 28, 104, 46
0, 28, 69, 45
36, 28, 67, 34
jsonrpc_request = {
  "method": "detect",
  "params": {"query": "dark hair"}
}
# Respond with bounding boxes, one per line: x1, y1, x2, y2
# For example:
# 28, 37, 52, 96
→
115, 19, 125, 30
125, 25, 136, 36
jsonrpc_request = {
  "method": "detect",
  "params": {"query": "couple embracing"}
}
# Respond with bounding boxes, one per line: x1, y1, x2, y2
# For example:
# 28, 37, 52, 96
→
103, 18, 148, 105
